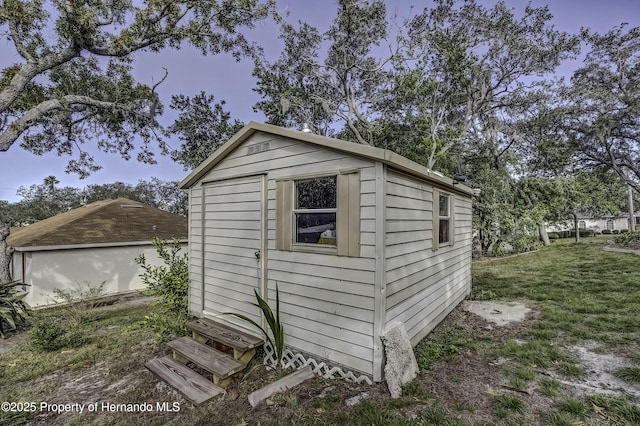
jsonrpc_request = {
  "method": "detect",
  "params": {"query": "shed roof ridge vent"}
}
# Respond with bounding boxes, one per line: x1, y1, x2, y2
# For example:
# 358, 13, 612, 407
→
121, 204, 144, 209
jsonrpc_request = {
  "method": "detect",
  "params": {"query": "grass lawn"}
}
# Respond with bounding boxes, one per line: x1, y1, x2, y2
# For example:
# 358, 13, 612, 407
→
1, 236, 639, 425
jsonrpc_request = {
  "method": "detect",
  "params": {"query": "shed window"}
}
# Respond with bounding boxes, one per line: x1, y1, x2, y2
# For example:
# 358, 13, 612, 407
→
606, 220, 614, 230
433, 189, 455, 250
276, 172, 360, 256
578, 220, 586, 230
294, 176, 337, 245
439, 193, 451, 244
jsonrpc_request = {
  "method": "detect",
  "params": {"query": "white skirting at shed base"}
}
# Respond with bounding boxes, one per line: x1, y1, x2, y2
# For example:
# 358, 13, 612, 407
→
262, 342, 373, 385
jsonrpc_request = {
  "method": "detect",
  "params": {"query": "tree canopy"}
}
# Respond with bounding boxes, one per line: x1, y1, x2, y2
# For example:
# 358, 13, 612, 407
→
0, 0, 276, 177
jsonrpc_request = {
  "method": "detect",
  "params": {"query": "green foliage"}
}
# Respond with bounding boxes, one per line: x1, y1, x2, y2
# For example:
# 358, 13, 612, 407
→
135, 238, 189, 337
226, 284, 284, 366
602, 229, 612, 235
168, 92, 245, 170
474, 289, 497, 301
414, 322, 473, 371
612, 229, 620, 234
614, 367, 640, 384
0, 0, 276, 176
614, 231, 640, 245
48, 281, 105, 327
0, 280, 30, 337
28, 319, 86, 351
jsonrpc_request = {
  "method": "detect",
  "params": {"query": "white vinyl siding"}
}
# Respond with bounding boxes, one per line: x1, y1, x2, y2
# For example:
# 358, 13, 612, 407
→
184, 129, 474, 379
194, 132, 377, 376
384, 171, 472, 343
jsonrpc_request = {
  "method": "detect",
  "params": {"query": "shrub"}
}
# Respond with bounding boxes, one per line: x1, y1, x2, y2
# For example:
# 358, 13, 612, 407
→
48, 281, 105, 327
512, 236, 541, 253
29, 319, 87, 351
570, 229, 595, 238
135, 238, 189, 337
602, 229, 612, 235
612, 229, 620, 234
548, 233, 560, 240
0, 280, 30, 337
614, 231, 640, 245
620, 229, 629, 234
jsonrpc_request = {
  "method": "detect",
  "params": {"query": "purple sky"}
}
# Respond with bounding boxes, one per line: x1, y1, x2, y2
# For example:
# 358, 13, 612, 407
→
0, 0, 638, 202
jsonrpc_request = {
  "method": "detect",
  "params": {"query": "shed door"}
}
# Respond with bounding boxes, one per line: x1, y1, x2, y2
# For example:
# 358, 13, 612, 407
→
202, 175, 265, 327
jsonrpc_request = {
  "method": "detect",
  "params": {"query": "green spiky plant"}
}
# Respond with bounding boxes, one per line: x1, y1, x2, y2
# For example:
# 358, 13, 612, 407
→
0, 280, 30, 337
226, 283, 284, 367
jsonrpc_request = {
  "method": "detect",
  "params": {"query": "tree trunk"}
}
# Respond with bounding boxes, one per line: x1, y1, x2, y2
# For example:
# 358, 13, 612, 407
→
0, 224, 11, 283
538, 224, 551, 246
572, 213, 580, 243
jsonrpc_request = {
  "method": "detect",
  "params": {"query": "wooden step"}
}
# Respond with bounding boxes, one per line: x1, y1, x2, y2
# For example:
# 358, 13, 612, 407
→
145, 357, 223, 406
167, 337, 244, 381
187, 317, 265, 364
187, 317, 264, 351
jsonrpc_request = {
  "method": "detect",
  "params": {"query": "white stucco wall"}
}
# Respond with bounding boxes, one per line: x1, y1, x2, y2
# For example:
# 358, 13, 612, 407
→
11, 243, 187, 307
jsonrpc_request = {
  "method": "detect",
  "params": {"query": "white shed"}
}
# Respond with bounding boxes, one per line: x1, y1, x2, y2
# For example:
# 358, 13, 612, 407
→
8, 198, 187, 307
180, 122, 473, 381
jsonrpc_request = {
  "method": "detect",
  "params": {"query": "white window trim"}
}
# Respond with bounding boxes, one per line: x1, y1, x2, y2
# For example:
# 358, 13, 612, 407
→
433, 189, 455, 250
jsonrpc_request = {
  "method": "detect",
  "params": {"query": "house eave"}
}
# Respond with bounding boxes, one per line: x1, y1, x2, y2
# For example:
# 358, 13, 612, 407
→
11, 239, 188, 252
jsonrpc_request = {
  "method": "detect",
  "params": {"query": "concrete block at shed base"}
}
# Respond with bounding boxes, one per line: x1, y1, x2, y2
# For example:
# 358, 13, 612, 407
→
381, 321, 419, 398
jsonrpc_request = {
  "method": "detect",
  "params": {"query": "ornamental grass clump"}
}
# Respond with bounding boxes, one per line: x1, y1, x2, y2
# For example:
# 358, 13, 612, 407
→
226, 283, 284, 367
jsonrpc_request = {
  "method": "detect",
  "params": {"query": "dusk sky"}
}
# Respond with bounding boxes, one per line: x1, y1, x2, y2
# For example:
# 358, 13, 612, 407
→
0, 0, 638, 202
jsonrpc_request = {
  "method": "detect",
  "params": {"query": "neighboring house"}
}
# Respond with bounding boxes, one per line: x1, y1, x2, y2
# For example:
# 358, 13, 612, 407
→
547, 213, 639, 233
180, 122, 474, 382
7, 198, 187, 307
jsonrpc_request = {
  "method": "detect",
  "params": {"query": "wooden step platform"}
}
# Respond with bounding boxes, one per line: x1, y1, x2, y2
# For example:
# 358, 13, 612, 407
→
167, 337, 244, 387
187, 317, 265, 364
145, 357, 224, 405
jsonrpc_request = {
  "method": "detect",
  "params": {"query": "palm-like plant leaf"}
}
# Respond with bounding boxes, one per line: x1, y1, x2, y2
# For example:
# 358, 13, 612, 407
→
224, 283, 284, 366
0, 281, 31, 337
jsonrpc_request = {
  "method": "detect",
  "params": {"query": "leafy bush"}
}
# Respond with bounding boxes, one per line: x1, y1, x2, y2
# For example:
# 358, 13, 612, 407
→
48, 281, 105, 327
614, 231, 640, 245
602, 229, 612, 235
512, 235, 541, 253
29, 319, 87, 351
570, 229, 595, 238
548, 232, 560, 240
0, 280, 30, 337
620, 229, 629, 234
612, 229, 620, 234
135, 238, 189, 337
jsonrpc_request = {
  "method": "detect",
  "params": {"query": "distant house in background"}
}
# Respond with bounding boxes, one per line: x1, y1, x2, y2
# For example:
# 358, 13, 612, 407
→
7, 198, 187, 307
546, 213, 639, 234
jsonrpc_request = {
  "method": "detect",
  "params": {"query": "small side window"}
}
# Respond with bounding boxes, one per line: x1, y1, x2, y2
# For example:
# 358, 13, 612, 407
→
433, 189, 454, 250
438, 193, 450, 244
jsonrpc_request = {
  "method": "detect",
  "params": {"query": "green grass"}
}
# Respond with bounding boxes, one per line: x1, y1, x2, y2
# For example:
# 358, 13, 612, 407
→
2, 238, 639, 426
538, 378, 562, 397
614, 367, 640, 384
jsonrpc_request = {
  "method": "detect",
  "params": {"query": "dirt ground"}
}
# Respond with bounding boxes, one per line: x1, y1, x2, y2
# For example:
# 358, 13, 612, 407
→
2, 296, 638, 425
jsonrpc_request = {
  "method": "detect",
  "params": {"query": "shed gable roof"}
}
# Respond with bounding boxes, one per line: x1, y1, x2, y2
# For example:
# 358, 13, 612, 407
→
7, 198, 187, 249
180, 122, 473, 196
